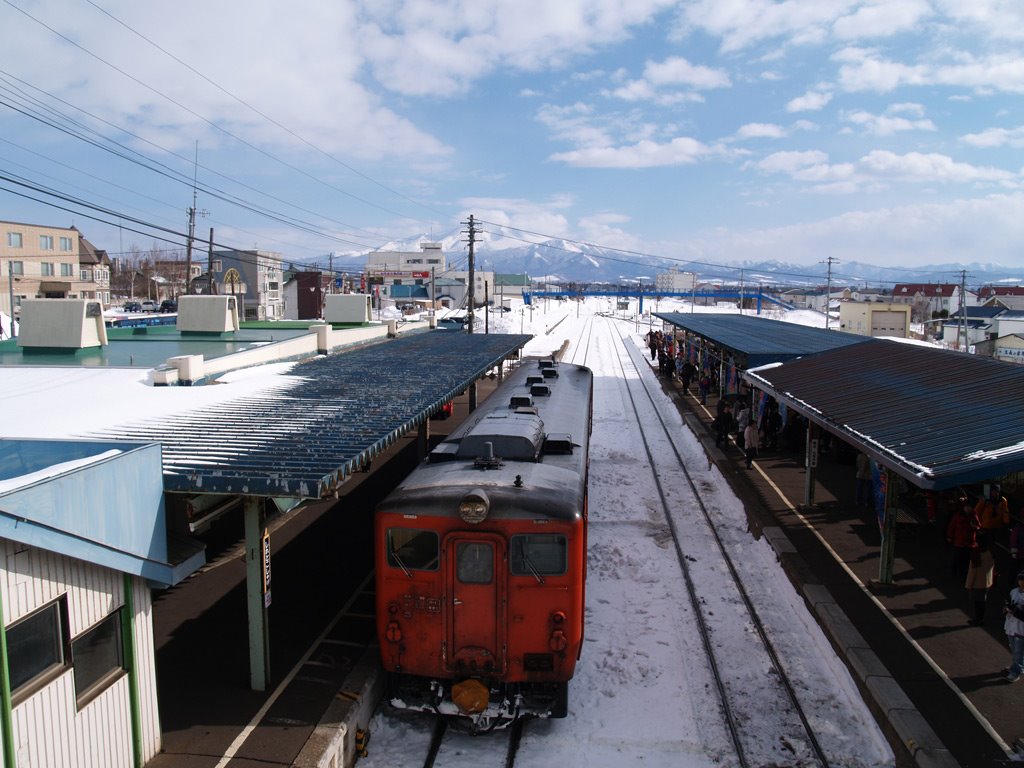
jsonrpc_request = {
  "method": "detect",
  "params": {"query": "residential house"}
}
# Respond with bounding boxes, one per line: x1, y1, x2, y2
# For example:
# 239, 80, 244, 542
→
282, 271, 331, 320
977, 285, 1024, 311
891, 283, 970, 321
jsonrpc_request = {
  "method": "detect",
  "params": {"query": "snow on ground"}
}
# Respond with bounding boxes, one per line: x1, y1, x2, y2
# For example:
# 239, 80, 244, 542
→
1, 297, 895, 764
360, 299, 894, 767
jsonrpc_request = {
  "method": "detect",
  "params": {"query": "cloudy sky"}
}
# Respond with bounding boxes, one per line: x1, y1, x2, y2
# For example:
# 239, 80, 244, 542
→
1, 0, 1023, 272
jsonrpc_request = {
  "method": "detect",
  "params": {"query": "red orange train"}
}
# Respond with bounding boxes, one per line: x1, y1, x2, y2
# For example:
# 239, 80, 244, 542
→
374, 358, 593, 728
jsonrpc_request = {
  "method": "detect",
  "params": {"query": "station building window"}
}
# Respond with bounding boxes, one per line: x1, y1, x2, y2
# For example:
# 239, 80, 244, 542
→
7, 597, 72, 706
72, 611, 125, 709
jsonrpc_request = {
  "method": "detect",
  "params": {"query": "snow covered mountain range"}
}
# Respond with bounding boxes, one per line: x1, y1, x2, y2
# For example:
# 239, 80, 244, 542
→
322, 228, 1023, 289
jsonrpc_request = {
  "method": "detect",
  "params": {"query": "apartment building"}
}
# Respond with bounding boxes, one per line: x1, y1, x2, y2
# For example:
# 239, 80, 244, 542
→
1, 221, 111, 317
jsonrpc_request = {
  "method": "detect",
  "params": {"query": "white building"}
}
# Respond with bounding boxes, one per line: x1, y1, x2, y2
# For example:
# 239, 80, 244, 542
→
0, 439, 203, 768
655, 269, 697, 294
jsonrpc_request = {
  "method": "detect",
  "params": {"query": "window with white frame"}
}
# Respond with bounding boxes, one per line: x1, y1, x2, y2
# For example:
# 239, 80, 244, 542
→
10, 260, 23, 275
60, 236, 73, 251
61, 263, 74, 277
41, 262, 55, 276
7, 231, 23, 248
40, 235, 54, 250
7, 597, 72, 706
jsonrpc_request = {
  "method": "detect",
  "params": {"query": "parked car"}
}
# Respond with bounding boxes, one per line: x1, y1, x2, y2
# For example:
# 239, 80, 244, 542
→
160, 299, 178, 313
140, 300, 159, 313
123, 301, 142, 313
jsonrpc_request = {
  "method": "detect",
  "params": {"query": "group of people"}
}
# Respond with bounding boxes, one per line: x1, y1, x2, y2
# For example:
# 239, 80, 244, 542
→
944, 484, 1024, 682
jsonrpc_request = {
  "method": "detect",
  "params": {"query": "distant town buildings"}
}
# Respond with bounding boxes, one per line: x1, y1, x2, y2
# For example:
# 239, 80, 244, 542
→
198, 249, 285, 321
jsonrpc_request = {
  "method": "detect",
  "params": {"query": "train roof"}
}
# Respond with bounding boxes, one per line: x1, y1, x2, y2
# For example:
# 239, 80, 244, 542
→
377, 359, 593, 522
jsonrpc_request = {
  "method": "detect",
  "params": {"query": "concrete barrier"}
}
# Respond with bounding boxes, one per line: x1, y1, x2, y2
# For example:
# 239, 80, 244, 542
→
293, 648, 384, 768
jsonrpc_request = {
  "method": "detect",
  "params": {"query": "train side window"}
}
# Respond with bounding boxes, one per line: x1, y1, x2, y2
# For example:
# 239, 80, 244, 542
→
387, 528, 439, 571
456, 542, 494, 584
510, 534, 567, 576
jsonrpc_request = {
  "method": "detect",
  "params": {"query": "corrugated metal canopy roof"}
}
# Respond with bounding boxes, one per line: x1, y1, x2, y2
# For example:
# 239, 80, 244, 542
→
744, 339, 1024, 490
654, 313, 873, 366
96, 332, 531, 498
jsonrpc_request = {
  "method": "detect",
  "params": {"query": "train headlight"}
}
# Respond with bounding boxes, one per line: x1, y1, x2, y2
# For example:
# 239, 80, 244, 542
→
458, 490, 490, 524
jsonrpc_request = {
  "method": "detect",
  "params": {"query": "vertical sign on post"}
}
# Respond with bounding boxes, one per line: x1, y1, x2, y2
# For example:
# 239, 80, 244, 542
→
262, 528, 272, 608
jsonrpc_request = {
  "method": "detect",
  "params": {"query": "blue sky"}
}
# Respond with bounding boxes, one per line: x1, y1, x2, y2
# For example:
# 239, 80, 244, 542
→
1, 0, 1023, 273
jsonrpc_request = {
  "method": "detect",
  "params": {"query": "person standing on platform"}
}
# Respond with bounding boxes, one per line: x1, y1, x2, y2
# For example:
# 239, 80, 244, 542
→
743, 420, 760, 470
1002, 572, 1024, 683
966, 531, 995, 626
735, 401, 751, 451
947, 498, 979, 584
976, 484, 1010, 533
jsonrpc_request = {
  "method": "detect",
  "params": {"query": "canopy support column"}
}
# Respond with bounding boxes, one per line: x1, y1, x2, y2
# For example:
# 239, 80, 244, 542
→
245, 496, 271, 691
803, 421, 819, 507
878, 468, 899, 585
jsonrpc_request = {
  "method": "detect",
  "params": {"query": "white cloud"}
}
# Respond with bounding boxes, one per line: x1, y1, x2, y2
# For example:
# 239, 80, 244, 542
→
961, 126, 1024, 148
832, 0, 932, 40
358, 0, 680, 97
757, 148, 1018, 190
550, 137, 712, 168
679, 0, 857, 54
842, 108, 937, 135
685, 193, 1024, 266
836, 48, 1024, 94
786, 90, 834, 112
607, 56, 730, 103
735, 123, 787, 140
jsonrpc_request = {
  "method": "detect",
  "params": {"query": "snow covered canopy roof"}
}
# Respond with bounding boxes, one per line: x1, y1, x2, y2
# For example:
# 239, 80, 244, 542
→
96, 332, 531, 499
655, 313, 874, 367
744, 339, 1024, 490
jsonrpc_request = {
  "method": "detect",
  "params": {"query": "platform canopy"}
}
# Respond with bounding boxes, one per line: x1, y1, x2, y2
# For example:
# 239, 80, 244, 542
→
654, 313, 873, 367
744, 339, 1024, 490
97, 332, 531, 499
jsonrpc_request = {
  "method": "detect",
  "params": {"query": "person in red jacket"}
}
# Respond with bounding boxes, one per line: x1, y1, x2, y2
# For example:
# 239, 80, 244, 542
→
948, 497, 979, 584
976, 484, 1010, 532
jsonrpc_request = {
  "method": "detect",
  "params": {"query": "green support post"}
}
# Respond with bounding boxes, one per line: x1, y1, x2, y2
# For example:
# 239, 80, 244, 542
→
0, 587, 17, 768
121, 574, 143, 768
878, 468, 899, 585
245, 497, 271, 691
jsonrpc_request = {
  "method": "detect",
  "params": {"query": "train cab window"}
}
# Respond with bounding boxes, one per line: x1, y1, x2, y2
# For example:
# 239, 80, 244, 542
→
387, 528, 439, 571
510, 534, 567, 576
456, 542, 494, 584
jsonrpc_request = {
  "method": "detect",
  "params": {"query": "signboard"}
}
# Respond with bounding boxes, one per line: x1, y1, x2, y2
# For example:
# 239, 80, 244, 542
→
262, 528, 272, 607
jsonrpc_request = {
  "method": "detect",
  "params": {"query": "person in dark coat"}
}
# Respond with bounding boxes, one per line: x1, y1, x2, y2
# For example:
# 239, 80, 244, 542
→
713, 403, 732, 448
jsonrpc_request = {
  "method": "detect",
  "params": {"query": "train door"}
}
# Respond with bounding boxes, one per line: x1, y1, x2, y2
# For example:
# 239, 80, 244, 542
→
445, 534, 506, 675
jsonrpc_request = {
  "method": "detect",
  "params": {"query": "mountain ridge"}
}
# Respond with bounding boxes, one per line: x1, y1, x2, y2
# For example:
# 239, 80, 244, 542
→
316, 231, 1023, 289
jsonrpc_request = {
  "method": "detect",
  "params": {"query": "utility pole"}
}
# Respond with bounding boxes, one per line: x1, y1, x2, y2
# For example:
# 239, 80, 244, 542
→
957, 268, 968, 352
207, 228, 217, 295
184, 143, 208, 296
464, 215, 481, 334
821, 256, 838, 330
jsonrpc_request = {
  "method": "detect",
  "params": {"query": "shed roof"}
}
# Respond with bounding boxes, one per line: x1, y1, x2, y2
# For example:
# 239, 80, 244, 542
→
655, 313, 874, 367
95, 331, 531, 498
744, 340, 1024, 490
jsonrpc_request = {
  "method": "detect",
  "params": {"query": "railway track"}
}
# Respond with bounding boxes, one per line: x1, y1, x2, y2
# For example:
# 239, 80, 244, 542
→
357, 310, 884, 768
603, 316, 832, 768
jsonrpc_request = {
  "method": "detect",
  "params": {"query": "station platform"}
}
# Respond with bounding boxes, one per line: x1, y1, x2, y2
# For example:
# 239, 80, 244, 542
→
667, 373, 1020, 768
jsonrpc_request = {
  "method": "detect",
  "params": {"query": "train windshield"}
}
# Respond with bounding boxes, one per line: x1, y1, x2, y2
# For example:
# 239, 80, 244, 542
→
510, 534, 567, 576
386, 528, 439, 571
